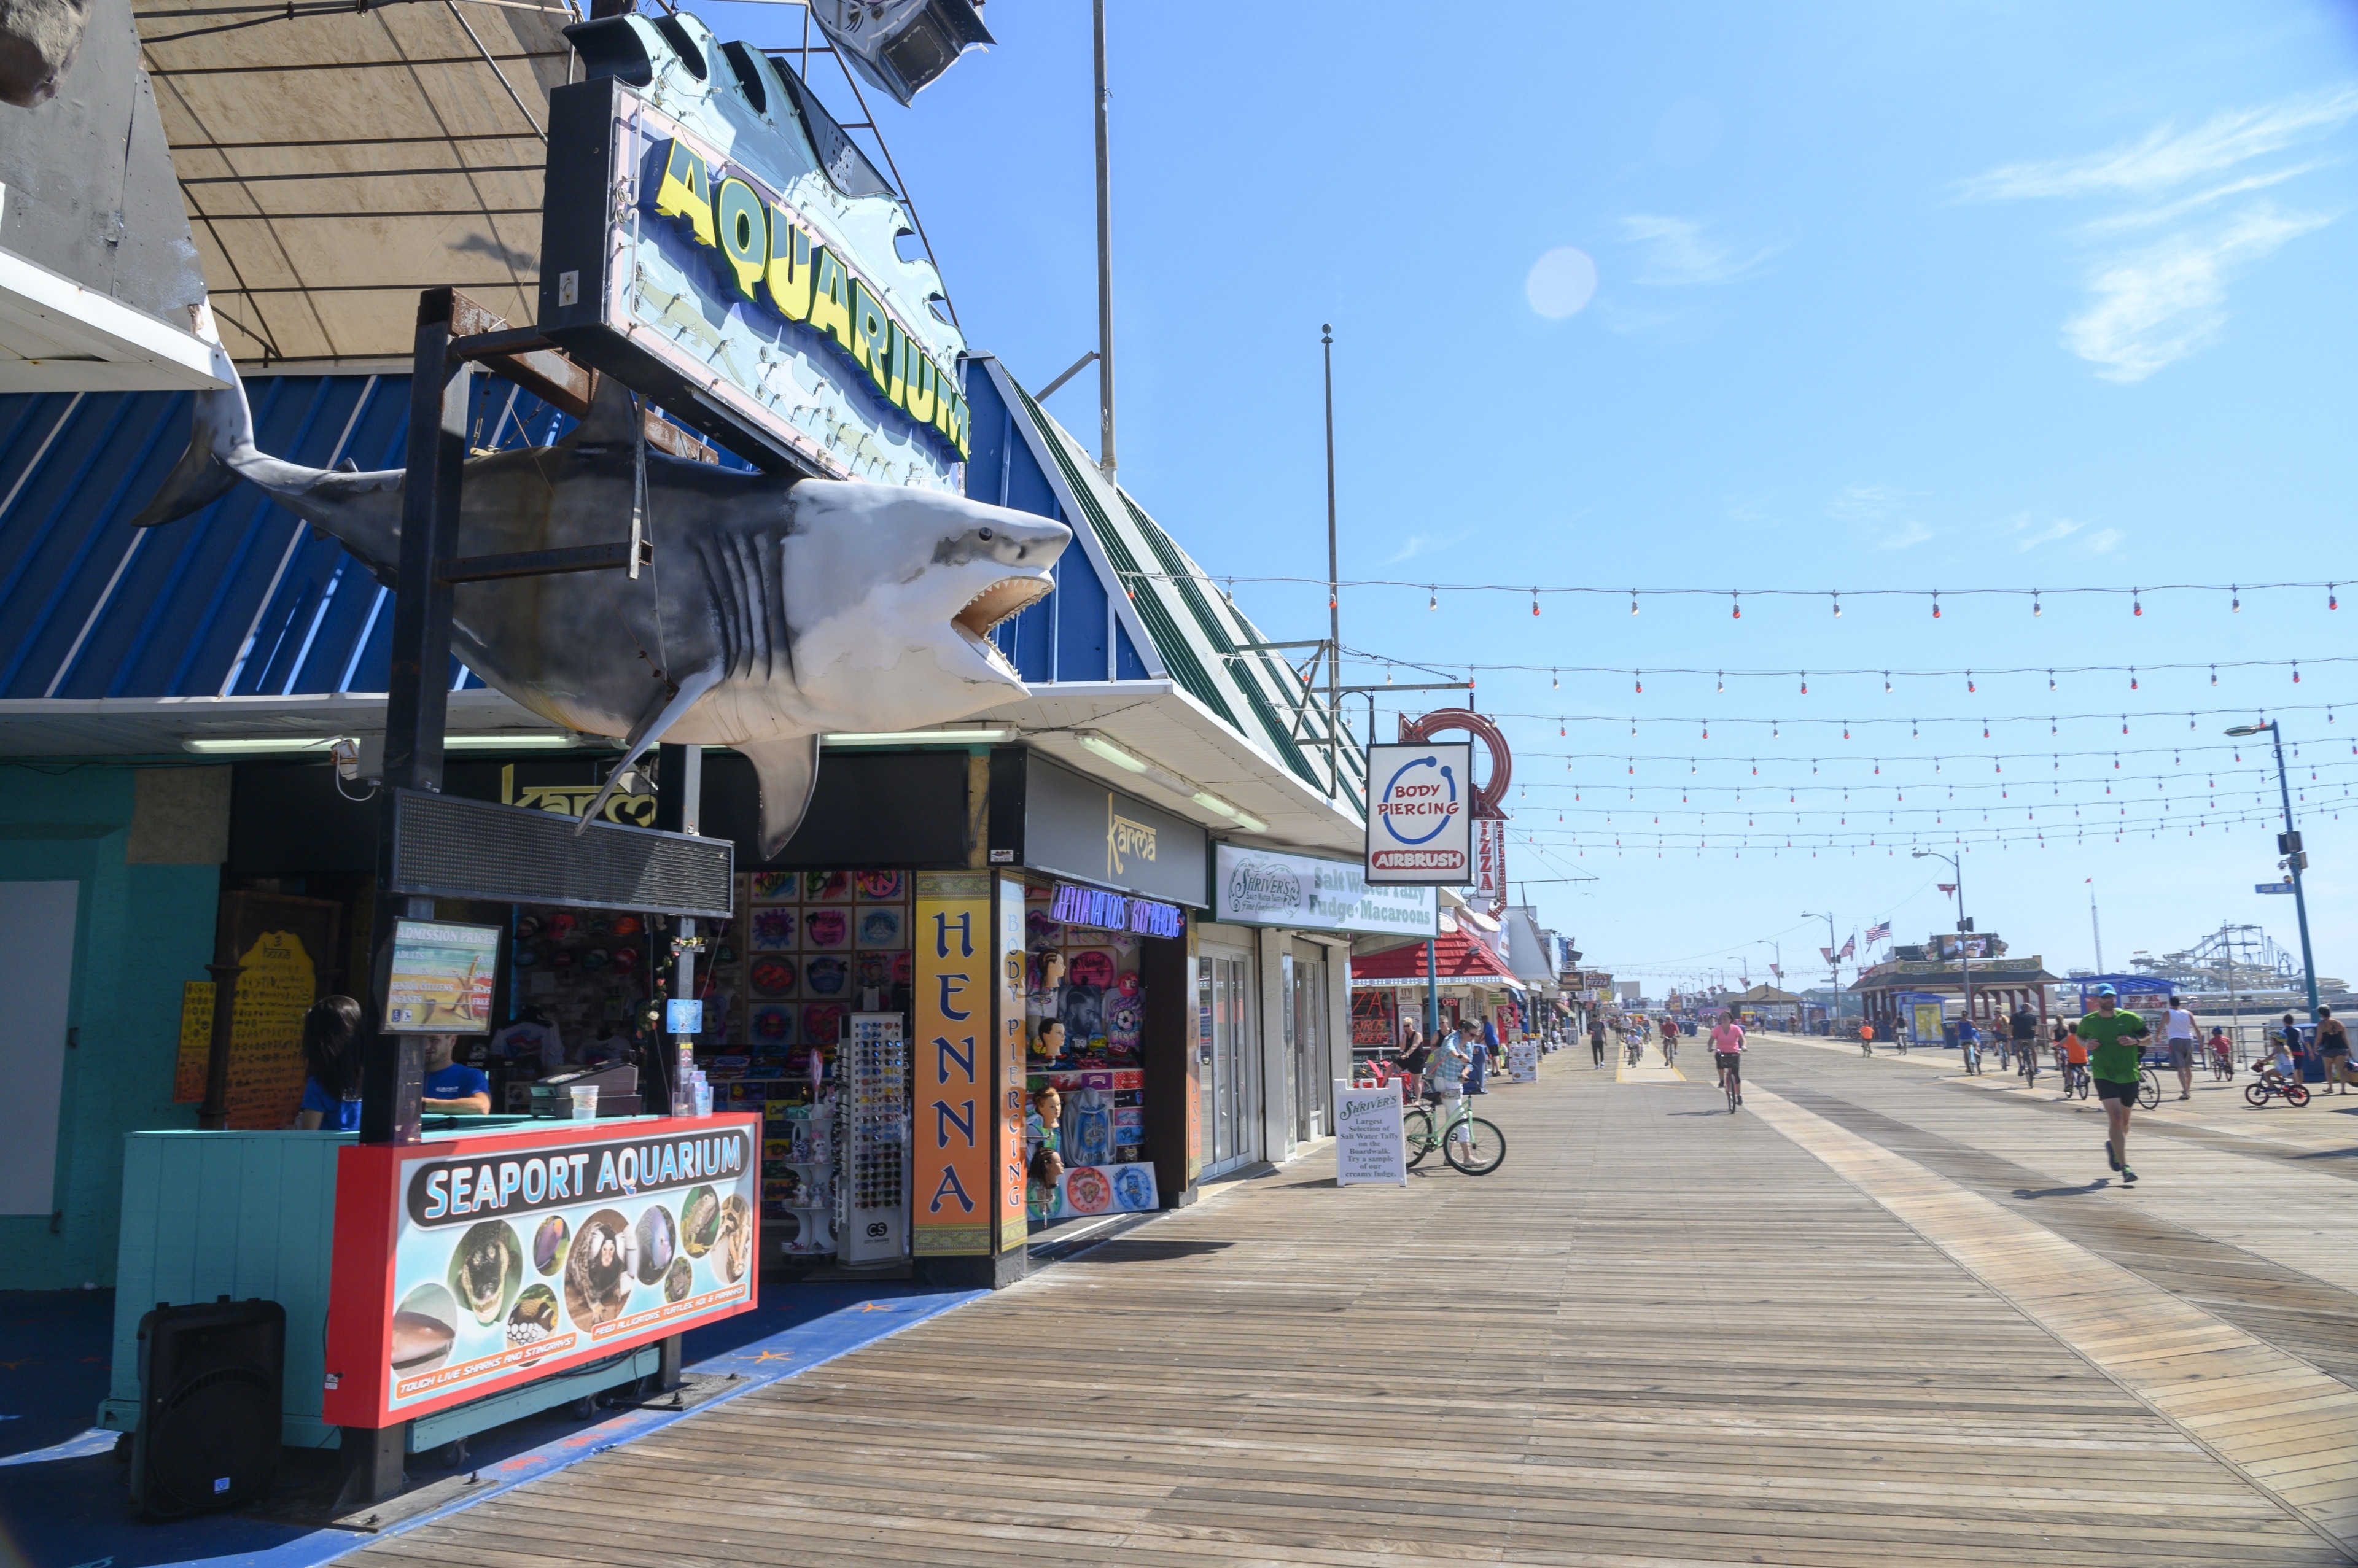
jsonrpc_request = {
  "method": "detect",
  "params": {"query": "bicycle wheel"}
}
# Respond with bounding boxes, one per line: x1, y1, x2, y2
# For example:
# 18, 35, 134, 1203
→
1403, 1108, 1434, 1168
2286, 1084, 2311, 1107
2244, 1081, 2269, 1107
2138, 1071, 2161, 1110
1443, 1117, 1506, 1174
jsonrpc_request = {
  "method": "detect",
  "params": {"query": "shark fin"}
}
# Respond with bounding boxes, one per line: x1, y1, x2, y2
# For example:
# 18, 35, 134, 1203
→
562, 373, 643, 450
572, 664, 723, 835
734, 735, 822, 858
131, 340, 253, 527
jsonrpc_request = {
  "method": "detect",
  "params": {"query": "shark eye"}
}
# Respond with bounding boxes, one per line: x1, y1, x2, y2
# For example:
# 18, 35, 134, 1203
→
978, 528, 994, 541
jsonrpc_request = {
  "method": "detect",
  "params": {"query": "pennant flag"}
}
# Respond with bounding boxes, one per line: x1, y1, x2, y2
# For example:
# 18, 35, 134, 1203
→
1819, 945, 1836, 964
1937, 883, 1957, 895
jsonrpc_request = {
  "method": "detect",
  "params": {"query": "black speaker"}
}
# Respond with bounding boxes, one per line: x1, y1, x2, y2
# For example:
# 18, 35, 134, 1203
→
130, 1297, 285, 1519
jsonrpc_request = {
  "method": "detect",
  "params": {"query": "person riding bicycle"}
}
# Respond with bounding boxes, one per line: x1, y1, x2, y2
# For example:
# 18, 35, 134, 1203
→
1661, 1015, 1679, 1065
2259, 1037, 2298, 1092
2010, 1003, 2040, 1084
2059, 1020, 2089, 1096
1957, 1015, 1982, 1076
2207, 1025, 2234, 1077
1711, 1012, 1745, 1107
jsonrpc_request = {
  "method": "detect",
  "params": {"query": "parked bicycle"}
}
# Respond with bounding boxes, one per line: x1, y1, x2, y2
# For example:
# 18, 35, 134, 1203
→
1403, 1092, 1508, 1174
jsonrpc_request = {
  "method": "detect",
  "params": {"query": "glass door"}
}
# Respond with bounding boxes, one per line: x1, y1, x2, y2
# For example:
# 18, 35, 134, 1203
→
1291, 945, 1328, 1143
1197, 949, 1256, 1176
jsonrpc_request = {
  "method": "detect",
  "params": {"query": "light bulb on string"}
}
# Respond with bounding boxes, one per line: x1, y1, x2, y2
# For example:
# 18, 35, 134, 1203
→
1428, 587, 1436, 611
1967, 670, 1975, 693
2032, 591, 2042, 617
2232, 586, 2240, 612
1551, 668, 1559, 689
1732, 591, 1741, 620
2130, 668, 2139, 690
1931, 592, 1941, 619
2132, 588, 2142, 616
2293, 661, 2301, 683
1635, 672, 1643, 694
2332, 584, 2340, 611
1628, 591, 1639, 616
1831, 592, 1842, 618
1800, 675, 1808, 695
1531, 588, 1541, 617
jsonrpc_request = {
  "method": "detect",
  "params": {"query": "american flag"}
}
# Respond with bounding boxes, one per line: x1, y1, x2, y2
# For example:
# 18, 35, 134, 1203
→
1865, 921, 1891, 943
1839, 935, 1857, 960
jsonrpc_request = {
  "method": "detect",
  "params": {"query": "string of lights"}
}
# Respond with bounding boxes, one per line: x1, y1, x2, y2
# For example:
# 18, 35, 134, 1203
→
1483, 703, 2346, 735
1342, 654, 2349, 693
1530, 739, 2350, 767
1127, 569, 2349, 615
1515, 756, 2358, 801
1516, 801, 2307, 856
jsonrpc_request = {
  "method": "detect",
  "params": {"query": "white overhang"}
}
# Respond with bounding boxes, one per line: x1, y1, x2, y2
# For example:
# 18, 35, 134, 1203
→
0, 247, 227, 392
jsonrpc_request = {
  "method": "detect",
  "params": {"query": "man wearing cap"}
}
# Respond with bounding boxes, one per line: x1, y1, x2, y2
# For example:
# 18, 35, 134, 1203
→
2080, 985, 2150, 1185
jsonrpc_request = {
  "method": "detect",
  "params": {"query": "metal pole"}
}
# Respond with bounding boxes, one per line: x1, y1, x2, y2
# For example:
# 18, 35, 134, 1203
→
1955, 853, 1972, 1034
1424, 936, 1438, 1036
2267, 723, 2323, 1023
362, 287, 472, 1148
1322, 324, 1339, 799
1091, 0, 1116, 479
2090, 881, 2103, 974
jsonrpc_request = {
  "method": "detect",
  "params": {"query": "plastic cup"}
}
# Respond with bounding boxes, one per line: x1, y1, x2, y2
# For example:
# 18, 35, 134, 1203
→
569, 1085, 600, 1120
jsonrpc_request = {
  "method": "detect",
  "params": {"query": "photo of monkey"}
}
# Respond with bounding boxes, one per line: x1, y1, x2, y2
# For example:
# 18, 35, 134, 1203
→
446, 1220, 523, 1327
562, 1208, 637, 1329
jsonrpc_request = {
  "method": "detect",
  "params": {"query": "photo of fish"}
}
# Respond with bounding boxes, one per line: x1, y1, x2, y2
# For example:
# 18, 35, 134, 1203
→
680, 1185, 721, 1257
507, 1285, 561, 1363
446, 1220, 523, 1326
634, 1203, 679, 1285
563, 1208, 637, 1330
392, 1283, 458, 1377
533, 1214, 569, 1276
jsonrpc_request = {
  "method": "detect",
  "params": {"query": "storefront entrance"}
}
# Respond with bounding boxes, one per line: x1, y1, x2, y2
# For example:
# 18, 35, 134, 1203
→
1196, 943, 1258, 1178
1285, 942, 1330, 1144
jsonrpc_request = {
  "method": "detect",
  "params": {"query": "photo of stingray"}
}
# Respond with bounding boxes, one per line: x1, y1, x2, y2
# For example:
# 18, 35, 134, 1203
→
533, 1214, 569, 1276
392, 1282, 457, 1378
679, 1185, 721, 1257
634, 1203, 679, 1286
713, 1194, 753, 1284
562, 1208, 637, 1330
663, 1256, 695, 1304
446, 1219, 523, 1326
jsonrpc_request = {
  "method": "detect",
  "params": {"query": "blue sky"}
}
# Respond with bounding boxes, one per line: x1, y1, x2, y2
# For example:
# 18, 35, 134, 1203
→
709, 1, 2358, 996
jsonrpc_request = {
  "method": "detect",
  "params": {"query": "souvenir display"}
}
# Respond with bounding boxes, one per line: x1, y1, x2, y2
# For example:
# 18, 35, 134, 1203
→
839, 1013, 910, 1264
1021, 885, 1156, 1209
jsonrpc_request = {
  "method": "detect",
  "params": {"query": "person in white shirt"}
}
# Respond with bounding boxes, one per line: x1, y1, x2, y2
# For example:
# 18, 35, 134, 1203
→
2163, 995, 2199, 1101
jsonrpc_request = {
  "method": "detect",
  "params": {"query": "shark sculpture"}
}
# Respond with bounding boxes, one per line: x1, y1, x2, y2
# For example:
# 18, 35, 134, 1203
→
131, 344, 1069, 854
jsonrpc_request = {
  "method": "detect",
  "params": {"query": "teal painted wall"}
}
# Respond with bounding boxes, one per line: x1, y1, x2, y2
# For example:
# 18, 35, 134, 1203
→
0, 764, 216, 1289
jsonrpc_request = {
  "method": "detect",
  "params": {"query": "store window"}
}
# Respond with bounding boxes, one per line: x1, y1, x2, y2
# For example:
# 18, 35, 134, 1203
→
1019, 880, 1177, 1228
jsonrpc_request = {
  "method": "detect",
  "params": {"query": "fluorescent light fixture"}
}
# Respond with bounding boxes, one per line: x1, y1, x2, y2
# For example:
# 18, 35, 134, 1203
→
1189, 790, 1268, 835
825, 728, 1016, 747
1075, 730, 1150, 773
444, 734, 579, 749
183, 736, 346, 754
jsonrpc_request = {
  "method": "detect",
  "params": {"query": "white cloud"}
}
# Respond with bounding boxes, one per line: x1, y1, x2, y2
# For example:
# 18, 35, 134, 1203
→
1830, 485, 1934, 549
1957, 86, 2358, 200
1380, 531, 1465, 566
2011, 515, 2085, 551
1617, 215, 1783, 285
2082, 527, 2124, 554
2064, 203, 2330, 381
1958, 87, 2354, 382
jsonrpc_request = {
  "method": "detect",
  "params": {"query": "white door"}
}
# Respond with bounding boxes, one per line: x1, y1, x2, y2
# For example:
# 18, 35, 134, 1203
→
0, 882, 79, 1215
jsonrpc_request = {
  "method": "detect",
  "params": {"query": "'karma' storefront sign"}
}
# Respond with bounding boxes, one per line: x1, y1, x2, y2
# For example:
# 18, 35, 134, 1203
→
1213, 845, 1436, 936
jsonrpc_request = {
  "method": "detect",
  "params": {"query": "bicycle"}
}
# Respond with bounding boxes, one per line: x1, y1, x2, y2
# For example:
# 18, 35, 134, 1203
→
1402, 1092, 1508, 1174
2136, 1067, 2162, 1110
1716, 1054, 1743, 1112
2244, 1075, 2312, 1108
2061, 1061, 2091, 1100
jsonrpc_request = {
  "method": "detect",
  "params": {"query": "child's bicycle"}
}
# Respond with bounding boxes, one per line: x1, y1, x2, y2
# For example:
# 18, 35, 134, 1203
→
2244, 1072, 2312, 1108
1403, 1092, 1508, 1174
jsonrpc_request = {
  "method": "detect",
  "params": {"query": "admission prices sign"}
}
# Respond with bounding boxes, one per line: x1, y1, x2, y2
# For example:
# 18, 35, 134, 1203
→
1365, 742, 1473, 885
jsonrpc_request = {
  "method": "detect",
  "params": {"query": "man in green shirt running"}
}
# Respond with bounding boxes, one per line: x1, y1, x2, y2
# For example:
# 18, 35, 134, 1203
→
2080, 984, 2150, 1185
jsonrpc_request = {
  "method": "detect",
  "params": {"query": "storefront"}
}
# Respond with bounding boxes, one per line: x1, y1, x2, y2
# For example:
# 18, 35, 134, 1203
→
1206, 843, 1437, 1168
1348, 912, 1521, 1060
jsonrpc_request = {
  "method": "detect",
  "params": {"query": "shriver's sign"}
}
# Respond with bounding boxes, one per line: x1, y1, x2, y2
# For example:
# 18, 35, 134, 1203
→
1333, 1081, 1407, 1186
1364, 742, 1473, 885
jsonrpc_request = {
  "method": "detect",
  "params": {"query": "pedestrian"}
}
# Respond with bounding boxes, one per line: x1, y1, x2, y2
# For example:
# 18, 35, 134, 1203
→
1396, 1027, 1430, 1101
2319, 1006, 2351, 1095
1465, 1020, 1492, 1095
295, 995, 365, 1131
2010, 1001, 2039, 1085
1590, 1015, 1607, 1069
1481, 1016, 1503, 1087
2162, 994, 2199, 1100
2080, 985, 2150, 1184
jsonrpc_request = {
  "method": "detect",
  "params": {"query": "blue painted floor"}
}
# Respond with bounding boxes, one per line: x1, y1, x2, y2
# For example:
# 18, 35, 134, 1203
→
0, 1280, 981, 1568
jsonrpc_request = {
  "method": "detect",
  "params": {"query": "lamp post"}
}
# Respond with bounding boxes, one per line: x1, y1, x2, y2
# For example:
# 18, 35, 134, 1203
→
1910, 848, 1974, 1034
2225, 721, 2322, 1026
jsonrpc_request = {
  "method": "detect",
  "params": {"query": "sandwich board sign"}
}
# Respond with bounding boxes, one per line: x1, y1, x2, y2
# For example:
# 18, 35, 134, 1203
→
1334, 1081, 1407, 1186
1364, 742, 1473, 885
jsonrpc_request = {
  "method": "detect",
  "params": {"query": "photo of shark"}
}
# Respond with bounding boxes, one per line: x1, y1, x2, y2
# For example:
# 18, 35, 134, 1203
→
130, 344, 1070, 853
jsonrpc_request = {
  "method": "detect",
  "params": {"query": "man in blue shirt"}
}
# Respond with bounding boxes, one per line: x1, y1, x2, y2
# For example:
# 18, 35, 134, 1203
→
422, 1034, 491, 1114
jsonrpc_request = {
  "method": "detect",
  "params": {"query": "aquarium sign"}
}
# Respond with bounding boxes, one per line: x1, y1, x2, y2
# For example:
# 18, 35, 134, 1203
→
324, 1116, 760, 1427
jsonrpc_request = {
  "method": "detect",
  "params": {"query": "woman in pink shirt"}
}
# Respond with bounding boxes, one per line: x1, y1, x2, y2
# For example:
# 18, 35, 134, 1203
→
1711, 1014, 1745, 1109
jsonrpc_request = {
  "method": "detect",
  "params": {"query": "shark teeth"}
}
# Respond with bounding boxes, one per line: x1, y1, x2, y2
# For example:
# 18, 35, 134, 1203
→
952, 576, 1051, 640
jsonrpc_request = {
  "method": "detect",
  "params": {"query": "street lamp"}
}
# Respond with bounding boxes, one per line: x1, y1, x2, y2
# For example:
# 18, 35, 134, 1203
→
1911, 848, 1975, 1034
2225, 721, 2322, 1025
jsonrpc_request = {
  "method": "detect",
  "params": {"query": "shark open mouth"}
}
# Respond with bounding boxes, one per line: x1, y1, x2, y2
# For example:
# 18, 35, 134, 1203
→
952, 576, 1053, 676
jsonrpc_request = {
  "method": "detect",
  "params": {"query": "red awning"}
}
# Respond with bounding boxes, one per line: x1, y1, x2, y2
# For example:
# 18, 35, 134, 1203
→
1351, 928, 1519, 988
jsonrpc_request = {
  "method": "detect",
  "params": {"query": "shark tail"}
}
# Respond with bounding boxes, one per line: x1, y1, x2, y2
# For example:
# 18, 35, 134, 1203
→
130, 338, 257, 528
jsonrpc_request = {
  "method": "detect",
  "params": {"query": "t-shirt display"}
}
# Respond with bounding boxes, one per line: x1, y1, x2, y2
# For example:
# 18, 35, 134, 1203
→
701, 869, 912, 1262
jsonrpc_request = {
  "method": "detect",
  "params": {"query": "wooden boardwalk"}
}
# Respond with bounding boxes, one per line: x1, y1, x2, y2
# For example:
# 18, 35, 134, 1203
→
354, 1038, 2358, 1567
